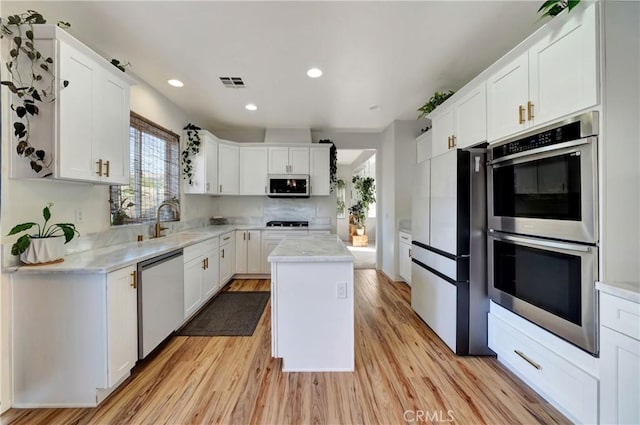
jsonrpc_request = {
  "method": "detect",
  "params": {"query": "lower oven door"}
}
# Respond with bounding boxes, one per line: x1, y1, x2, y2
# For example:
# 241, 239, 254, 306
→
488, 231, 598, 355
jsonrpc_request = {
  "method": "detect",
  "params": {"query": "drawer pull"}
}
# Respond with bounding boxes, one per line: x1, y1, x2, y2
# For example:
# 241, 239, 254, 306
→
223, 236, 231, 241
514, 350, 541, 370
401, 236, 408, 240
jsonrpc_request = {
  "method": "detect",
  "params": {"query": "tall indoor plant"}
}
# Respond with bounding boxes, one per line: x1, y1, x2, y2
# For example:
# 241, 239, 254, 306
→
349, 176, 376, 233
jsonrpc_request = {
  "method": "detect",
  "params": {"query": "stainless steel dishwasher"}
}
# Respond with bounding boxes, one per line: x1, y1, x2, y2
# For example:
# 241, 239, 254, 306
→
137, 249, 184, 359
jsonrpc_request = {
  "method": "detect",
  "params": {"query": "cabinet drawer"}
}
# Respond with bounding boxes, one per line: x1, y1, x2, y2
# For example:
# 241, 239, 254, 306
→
601, 292, 640, 340
220, 231, 234, 246
488, 313, 598, 424
183, 237, 218, 263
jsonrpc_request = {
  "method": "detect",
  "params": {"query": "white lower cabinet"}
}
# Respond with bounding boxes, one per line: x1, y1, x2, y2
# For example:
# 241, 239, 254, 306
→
398, 231, 412, 284
106, 265, 139, 388
11, 266, 138, 406
600, 291, 640, 425
262, 230, 309, 273
235, 230, 262, 274
488, 306, 598, 424
219, 231, 235, 285
183, 238, 220, 320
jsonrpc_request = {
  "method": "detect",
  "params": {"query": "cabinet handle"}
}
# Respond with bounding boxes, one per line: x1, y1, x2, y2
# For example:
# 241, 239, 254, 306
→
223, 236, 231, 241
409, 248, 412, 258
221, 249, 225, 259
130, 271, 137, 289
451, 135, 456, 148
447, 136, 451, 149
202, 258, 207, 270
104, 160, 110, 177
206, 182, 210, 191
96, 159, 103, 176
527, 101, 534, 121
206, 257, 209, 269
248, 232, 251, 241
220, 184, 222, 193
514, 350, 541, 370
401, 236, 408, 240
243, 232, 246, 240
518, 105, 525, 125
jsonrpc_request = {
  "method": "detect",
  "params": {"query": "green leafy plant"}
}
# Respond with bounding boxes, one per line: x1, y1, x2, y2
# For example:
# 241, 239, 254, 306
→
538, 0, 581, 19
181, 123, 201, 185
0, 11, 71, 176
109, 195, 135, 225
7, 203, 79, 255
110, 58, 131, 73
417, 90, 455, 119
319, 139, 337, 192
349, 176, 376, 227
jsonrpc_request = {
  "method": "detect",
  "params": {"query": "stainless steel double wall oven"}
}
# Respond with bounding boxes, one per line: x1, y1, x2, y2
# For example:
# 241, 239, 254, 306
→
487, 112, 599, 355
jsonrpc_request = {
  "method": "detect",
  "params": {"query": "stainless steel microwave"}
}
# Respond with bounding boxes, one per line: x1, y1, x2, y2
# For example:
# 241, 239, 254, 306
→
268, 175, 310, 198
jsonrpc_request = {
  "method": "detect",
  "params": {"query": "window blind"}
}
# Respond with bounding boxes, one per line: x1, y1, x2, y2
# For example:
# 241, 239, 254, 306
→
109, 112, 180, 225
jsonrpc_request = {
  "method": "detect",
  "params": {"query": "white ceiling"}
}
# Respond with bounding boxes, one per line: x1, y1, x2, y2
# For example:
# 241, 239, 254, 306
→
3, 1, 543, 132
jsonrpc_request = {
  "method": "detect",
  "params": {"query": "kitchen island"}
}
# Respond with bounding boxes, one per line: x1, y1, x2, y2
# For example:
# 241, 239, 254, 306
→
269, 234, 354, 372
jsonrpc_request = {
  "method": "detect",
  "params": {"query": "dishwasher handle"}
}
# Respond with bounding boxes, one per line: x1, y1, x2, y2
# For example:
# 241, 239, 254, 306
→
138, 248, 183, 270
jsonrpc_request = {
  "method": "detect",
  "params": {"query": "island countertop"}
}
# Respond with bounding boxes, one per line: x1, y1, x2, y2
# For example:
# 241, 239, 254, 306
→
268, 234, 353, 262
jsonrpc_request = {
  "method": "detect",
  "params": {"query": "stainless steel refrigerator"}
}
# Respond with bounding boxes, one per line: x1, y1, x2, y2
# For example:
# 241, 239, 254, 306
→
411, 147, 491, 355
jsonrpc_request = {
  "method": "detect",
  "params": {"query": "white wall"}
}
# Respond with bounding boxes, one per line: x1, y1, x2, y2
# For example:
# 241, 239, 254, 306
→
379, 123, 397, 278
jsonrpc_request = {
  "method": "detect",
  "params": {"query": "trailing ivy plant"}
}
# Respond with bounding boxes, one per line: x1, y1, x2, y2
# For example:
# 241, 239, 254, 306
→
417, 90, 455, 119
319, 139, 337, 192
181, 123, 202, 185
0, 11, 70, 176
538, 0, 581, 19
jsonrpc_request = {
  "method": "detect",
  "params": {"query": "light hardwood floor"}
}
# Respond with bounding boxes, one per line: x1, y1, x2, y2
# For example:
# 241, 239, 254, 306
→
1, 270, 569, 425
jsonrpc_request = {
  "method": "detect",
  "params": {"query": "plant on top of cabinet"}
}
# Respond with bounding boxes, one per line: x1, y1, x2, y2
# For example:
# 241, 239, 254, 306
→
7, 202, 79, 264
417, 90, 455, 119
1, 11, 70, 177
319, 139, 337, 192
181, 122, 202, 185
109, 58, 131, 73
538, 0, 581, 19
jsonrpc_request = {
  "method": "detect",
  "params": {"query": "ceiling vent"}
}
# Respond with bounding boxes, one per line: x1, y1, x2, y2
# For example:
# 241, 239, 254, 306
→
219, 77, 245, 88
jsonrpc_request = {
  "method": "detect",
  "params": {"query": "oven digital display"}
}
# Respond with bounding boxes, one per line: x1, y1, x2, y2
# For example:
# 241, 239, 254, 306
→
492, 121, 582, 160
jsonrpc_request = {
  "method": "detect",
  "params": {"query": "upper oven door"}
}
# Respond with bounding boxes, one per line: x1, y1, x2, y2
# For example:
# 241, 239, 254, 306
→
488, 137, 597, 244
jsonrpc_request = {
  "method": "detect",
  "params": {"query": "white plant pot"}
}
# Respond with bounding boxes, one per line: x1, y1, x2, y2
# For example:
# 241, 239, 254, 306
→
19, 236, 66, 265
356, 228, 365, 236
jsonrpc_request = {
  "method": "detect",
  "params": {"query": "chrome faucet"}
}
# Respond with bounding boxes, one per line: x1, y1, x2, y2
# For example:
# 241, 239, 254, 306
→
153, 200, 179, 238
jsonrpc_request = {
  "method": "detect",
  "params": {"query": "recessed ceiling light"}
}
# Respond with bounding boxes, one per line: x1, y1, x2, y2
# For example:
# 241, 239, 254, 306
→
245, 103, 258, 111
306, 68, 323, 78
167, 79, 184, 87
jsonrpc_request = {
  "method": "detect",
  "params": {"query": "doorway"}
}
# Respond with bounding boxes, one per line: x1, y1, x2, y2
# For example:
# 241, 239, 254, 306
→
336, 149, 377, 269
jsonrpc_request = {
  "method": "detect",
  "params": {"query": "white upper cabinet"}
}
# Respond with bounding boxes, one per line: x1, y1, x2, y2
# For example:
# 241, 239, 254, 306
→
240, 146, 268, 195
431, 83, 487, 158
310, 146, 330, 196
431, 105, 456, 158
11, 27, 135, 184
488, 2, 597, 142
487, 53, 530, 141
268, 146, 309, 174
183, 131, 218, 195
218, 143, 239, 194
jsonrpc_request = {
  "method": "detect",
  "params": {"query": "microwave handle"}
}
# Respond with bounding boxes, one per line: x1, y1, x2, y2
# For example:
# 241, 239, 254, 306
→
489, 231, 592, 253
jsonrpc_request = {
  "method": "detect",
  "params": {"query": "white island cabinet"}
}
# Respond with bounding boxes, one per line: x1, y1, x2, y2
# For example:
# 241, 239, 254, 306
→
269, 234, 354, 372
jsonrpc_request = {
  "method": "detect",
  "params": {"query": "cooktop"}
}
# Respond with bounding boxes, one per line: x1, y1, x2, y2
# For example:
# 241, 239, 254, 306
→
266, 220, 309, 228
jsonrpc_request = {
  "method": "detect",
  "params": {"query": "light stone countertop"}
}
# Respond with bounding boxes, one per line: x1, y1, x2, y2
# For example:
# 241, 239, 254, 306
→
6, 224, 331, 275
596, 281, 640, 304
268, 234, 353, 263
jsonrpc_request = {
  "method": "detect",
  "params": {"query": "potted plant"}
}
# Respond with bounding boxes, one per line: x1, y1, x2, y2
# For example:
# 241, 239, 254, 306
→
348, 201, 366, 235
417, 90, 455, 119
7, 203, 79, 264
110, 195, 135, 225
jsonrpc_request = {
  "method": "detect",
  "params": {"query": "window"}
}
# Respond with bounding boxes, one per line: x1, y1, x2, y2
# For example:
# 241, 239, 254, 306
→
109, 112, 180, 225
336, 179, 347, 219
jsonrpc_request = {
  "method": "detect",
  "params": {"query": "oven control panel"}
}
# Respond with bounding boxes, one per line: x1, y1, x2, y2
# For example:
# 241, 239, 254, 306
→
492, 121, 581, 160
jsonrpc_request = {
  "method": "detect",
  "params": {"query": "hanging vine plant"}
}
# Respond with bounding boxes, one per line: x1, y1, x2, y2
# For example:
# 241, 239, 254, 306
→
0, 11, 70, 177
319, 139, 337, 192
181, 123, 202, 185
